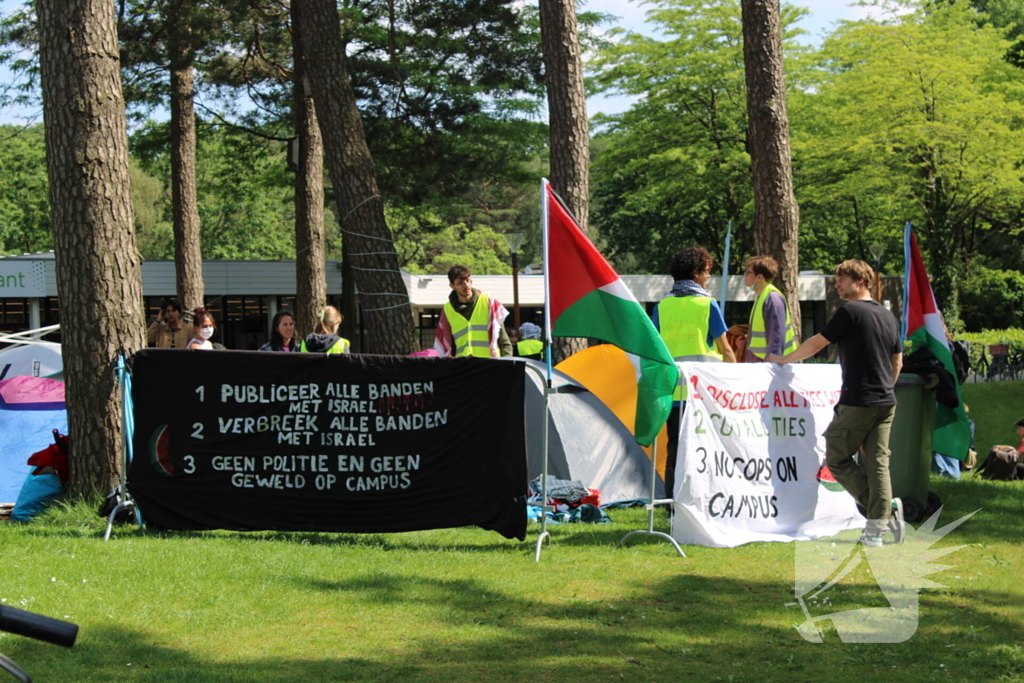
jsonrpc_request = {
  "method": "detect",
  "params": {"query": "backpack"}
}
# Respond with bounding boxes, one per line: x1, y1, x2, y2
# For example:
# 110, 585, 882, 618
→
975, 445, 1019, 481
950, 340, 971, 385
97, 485, 136, 524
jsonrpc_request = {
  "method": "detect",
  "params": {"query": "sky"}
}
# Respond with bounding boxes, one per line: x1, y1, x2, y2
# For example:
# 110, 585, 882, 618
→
0, 0, 881, 125
583, 0, 881, 115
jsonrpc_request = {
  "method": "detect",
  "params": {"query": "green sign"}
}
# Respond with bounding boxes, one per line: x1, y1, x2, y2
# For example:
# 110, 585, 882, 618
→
0, 260, 47, 297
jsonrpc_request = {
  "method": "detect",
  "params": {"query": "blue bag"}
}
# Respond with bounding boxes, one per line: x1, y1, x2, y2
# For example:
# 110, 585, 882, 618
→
10, 473, 63, 522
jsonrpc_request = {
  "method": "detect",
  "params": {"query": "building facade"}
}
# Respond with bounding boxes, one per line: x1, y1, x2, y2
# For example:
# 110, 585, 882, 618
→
1, 253, 903, 353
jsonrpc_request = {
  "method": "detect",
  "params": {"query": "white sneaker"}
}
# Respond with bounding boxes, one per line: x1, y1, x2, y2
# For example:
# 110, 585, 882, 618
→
859, 532, 884, 548
888, 497, 906, 544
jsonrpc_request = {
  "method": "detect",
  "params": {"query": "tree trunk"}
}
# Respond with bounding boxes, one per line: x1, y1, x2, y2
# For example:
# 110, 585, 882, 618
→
38, 0, 145, 497
290, 1, 327, 340
539, 0, 590, 363
741, 0, 801, 340
340, 239, 361, 351
169, 27, 204, 313
293, 0, 417, 355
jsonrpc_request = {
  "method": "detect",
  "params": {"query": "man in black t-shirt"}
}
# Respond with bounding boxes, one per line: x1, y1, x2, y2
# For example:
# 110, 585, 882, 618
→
768, 259, 905, 547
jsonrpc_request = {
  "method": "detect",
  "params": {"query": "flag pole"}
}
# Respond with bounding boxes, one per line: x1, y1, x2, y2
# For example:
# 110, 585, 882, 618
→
901, 221, 913, 341
719, 219, 733, 313
534, 178, 553, 561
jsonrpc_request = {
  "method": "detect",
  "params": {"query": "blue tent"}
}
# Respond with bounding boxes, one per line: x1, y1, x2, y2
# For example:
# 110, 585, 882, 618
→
0, 376, 67, 504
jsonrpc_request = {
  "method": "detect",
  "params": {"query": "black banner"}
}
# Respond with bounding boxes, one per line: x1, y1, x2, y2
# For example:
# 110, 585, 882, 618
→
129, 350, 527, 540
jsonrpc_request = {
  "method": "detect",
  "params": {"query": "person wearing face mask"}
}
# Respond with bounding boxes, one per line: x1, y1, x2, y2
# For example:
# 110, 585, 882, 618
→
654, 246, 737, 503
187, 308, 218, 350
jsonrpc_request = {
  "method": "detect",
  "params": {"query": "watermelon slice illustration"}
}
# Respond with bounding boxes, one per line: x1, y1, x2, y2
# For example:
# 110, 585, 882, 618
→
149, 424, 176, 476
816, 464, 844, 492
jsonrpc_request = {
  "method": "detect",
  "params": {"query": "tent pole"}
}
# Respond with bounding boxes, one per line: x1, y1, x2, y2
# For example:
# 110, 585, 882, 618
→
525, 362, 553, 560
616, 422, 686, 557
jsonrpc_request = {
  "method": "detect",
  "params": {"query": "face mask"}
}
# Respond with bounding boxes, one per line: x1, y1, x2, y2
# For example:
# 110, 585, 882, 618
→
199, 327, 214, 340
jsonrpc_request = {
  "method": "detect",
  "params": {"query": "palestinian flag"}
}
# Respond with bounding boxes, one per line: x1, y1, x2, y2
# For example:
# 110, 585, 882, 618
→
542, 179, 678, 446
901, 223, 972, 460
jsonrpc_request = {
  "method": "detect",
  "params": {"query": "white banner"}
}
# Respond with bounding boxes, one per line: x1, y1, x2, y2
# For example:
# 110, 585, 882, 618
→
671, 362, 864, 548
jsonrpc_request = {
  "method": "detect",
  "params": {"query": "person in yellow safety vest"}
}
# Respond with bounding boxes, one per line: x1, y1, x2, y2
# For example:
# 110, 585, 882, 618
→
743, 255, 798, 362
516, 322, 545, 360
299, 305, 351, 354
653, 246, 737, 503
433, 264, 513, 358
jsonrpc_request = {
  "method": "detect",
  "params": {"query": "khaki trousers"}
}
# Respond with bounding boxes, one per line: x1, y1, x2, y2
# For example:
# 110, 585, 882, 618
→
823, 404, 897, 535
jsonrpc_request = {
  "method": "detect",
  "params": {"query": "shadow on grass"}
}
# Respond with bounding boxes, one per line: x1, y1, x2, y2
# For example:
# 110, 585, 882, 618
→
6, 569, 1024, 683
15, 505, 670, 555
15, 473, 1017, 561
927, 474, 1023, 545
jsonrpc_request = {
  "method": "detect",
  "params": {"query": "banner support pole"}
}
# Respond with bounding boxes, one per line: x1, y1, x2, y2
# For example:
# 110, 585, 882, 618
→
104, 354, 144, 541
616, 418, 686, 557
523, 362, 553, 560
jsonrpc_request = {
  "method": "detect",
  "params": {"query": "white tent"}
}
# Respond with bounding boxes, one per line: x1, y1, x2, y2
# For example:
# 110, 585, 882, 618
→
0, 338, 63, 381
507, 358, 662, 504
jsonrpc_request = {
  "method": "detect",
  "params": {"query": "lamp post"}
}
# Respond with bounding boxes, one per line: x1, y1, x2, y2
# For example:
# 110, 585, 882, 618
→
868, 243, 885, 302
504, 232, 525, 332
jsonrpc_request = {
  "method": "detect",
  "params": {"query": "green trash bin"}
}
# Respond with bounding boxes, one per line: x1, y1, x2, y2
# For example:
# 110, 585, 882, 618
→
888, 372, 936, 520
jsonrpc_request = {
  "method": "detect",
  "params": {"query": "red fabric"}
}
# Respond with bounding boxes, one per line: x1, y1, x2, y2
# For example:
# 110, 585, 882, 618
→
905, 230, 937, 335
549, 489, 601, 510
546, 184, 618, 326
28, 438, 70, 484
580, 488, 601, 507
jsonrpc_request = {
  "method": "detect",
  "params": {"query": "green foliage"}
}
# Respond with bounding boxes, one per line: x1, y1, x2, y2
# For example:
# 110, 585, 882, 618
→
117, 1, 238, 120
588, 0, 808, 273
390, 207, 510, 275
957, 327, 1024, 348
959, 268, 1024, 332
341, 0, 552, 216
0, 123, 49, 254
965, 0, 1024, 66
130, 160, 174, 260
130, 120, 296, 260
196, 128, 294, 260
187, 0, 553, 269
792, 0, 1024, 317
0, 2, 40, 115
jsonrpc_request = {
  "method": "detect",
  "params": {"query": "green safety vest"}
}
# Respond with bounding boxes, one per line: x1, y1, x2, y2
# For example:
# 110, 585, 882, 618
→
516, 339, 544, 359
747, 284, 797, 359
445, 293, 493, 358
657, 295, 722, 400
300, 337, 351, 354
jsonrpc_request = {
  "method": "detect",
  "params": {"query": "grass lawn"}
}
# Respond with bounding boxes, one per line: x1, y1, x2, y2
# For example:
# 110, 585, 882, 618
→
963, 380, 1024, 454
2, 473, 1023, 683
2, 381, 1022, 682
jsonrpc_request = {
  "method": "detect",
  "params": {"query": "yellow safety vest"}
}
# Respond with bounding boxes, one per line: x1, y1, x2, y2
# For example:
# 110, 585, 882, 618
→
445, 293, 493, 358
747, 284, 797, 359
300, 337, 351, 354
657, 295, 722, 400
516, 339, 544, 358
